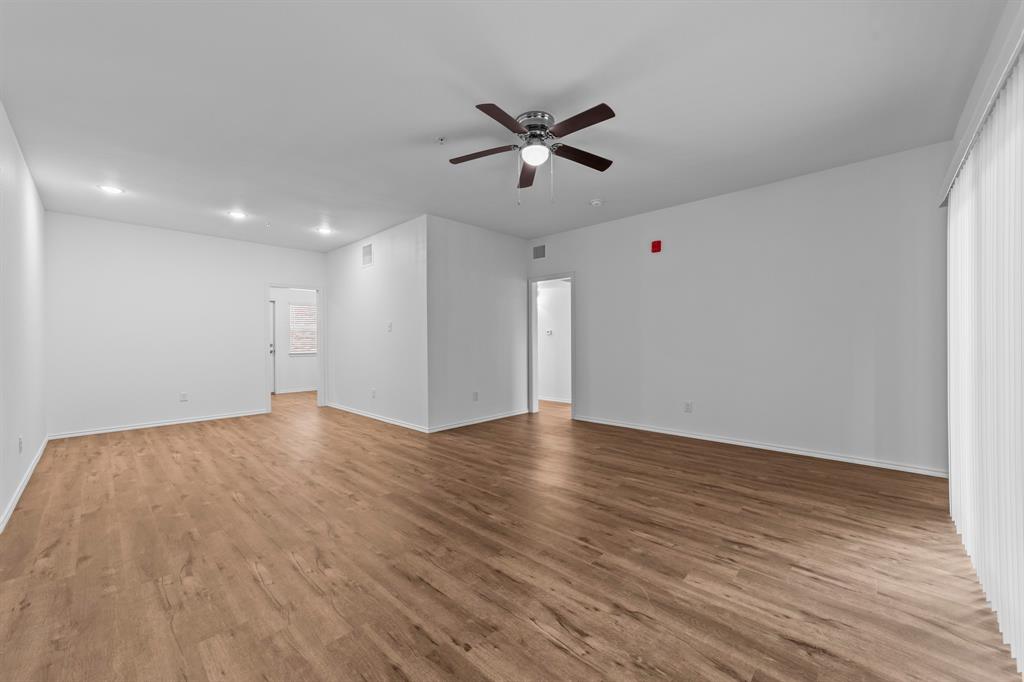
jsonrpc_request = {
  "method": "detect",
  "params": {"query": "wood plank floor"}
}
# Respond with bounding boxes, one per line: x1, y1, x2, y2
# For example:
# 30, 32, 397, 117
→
0, 393, 1018, 681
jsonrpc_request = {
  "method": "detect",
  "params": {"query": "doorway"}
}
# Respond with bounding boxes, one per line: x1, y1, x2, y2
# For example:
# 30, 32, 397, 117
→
529, 274, 573, 416
266, 299, 277, 394
266, 285, 324, 411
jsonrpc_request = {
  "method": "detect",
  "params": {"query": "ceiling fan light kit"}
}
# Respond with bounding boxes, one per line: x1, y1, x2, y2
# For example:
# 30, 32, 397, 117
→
450, 102, 615, 191
521, 140, 550, 167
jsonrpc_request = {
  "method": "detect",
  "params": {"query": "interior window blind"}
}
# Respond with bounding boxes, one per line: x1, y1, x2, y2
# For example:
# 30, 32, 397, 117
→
948, 51, 1024, 674
289, 304, 317, 354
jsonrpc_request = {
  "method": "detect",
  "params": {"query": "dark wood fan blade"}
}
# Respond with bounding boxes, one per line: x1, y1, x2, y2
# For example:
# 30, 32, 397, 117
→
518, 163, 537, 188
449, 145, 517, 164
549, 103, 615, 138
553, 144, 613, 172
476, 103, 527, 134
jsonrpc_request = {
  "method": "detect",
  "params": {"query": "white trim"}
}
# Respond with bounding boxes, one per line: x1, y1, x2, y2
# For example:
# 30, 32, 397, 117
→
426, 409, 528, 433
0, 436, 49, 534
327, 403, 527, 434
574, 415, 948, 478
327, 402, 429, 433
267, 299, 277, 395
537, 396, 572, 404
49, 409, 268, 440
274, 387, 318, 395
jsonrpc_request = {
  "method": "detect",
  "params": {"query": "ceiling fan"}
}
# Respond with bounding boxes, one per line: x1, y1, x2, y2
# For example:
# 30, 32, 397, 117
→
449, 103, 615, 189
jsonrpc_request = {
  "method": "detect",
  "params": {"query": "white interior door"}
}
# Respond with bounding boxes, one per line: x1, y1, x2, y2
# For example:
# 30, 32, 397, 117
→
267, 300, 277, 395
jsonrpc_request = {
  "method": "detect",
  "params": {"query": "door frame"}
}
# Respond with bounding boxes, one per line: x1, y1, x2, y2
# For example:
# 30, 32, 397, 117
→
527, 272, 575, 418
267, 300, 277, 395
265, 283, 326, 412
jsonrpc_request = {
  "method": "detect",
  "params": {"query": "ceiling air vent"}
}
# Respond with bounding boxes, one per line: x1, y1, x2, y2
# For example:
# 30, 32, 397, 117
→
533, 244, 546, 259
362, 243, 373, 267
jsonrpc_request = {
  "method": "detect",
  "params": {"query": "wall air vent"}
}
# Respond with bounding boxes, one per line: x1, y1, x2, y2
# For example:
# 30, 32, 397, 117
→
362, 243, 373, 267
533, 245, 546, 259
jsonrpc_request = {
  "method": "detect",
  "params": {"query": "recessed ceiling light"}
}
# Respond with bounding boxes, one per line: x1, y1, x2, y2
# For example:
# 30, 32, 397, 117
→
316, 226, 332, 235
98, 185, 124, 195
227, 210, 247, 220
590, 198, 603, 207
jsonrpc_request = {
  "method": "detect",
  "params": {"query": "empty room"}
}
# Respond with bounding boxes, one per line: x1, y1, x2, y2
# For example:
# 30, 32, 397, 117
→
1, 1, 1023, 679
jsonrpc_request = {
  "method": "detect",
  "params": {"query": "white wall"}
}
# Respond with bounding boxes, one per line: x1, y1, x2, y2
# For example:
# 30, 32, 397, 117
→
537, 279, 571, 403
268, 287, 319, 394
325, 216, 429, 430
530, 141, 951, 476
0, 100, 47, 531
45, 212, 325, 436
426, 215, 528, 430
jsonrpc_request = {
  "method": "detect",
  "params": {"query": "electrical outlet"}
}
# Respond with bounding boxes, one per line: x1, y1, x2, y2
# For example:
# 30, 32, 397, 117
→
179, 392, 189, 402
684, 401, 694, 414
18, 436, 23, 454
472, 391, 479, 402
371, 388, 376, 399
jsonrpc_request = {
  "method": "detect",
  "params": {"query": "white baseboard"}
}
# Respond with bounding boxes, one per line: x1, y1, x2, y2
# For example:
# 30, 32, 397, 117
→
574, 415, 949, 478
274, 387, 318, 394
427, 409, 528, 433
326, 403, 430, 433
537, 396, 572, 404
326, 403, 527, 434
49, 409, 269, 440
0, 436, 49, 534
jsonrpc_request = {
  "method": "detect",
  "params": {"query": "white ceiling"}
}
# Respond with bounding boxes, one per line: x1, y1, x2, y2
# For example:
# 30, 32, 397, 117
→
0, 1, 1004, 252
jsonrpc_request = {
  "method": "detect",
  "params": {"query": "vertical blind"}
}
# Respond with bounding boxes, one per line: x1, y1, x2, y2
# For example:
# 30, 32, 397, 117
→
289, 304, 317, 354
948, 52, 1024, 673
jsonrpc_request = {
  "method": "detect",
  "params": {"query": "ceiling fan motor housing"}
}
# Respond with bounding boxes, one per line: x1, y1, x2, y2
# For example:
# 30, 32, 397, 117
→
516, 111, 555, 139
